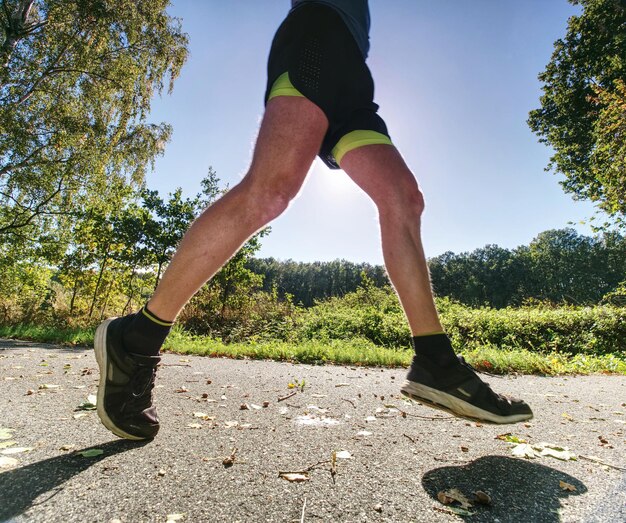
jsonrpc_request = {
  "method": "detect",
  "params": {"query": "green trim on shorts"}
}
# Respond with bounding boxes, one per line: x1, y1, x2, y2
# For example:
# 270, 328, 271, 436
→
332, 130, 393, 166
267, 72, 304, 101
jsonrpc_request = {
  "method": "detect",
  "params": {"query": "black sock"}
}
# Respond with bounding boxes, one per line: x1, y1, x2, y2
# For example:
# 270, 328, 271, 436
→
121, 305, 173, 356
411, 332, 457, 367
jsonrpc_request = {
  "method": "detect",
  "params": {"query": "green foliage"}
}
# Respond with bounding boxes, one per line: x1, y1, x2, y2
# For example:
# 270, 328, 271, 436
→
0, 0, 188, 248
441, 299, 626, 355
528, 0, 626, 221
292, 278, 410, 348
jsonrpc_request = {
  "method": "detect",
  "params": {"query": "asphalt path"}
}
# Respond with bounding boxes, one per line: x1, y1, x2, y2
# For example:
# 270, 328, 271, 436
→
0, 338, 625, 523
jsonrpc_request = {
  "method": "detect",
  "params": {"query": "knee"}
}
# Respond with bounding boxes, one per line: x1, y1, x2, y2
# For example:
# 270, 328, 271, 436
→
377, 177, 425, 220
242, 171, 302, 223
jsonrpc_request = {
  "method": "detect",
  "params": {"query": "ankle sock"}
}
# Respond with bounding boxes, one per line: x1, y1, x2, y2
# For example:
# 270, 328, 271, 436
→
411, 332, 457, 367
122, 305, 173, 356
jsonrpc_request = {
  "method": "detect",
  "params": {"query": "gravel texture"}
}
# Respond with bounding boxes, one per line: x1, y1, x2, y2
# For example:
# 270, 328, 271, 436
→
0, 338, 624, 523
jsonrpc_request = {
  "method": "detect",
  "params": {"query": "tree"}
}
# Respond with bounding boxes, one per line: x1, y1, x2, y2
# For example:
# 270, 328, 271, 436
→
0, 0, 188, 245
528, 0, 626, 221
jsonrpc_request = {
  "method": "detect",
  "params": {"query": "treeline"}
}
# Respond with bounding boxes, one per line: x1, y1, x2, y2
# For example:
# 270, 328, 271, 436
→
246, 258, 389, 307
246, 228, 626, 308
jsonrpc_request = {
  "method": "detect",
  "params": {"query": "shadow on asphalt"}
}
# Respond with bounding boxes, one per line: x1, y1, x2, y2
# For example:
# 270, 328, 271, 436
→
422, 455, 587, 522
0, 440, 144, 522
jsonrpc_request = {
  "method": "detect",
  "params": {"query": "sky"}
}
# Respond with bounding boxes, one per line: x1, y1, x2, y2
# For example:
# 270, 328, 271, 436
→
147, 0, 600, 265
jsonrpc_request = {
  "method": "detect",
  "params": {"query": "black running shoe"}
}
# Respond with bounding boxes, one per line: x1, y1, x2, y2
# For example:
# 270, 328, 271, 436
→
401, 355, 533, 424
94, 317, 160, 440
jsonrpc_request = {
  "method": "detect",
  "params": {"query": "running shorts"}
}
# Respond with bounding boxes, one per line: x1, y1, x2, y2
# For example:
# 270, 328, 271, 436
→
264, 3, 392, 169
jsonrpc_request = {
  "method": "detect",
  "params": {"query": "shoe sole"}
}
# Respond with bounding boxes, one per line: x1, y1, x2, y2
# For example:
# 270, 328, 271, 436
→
94, 318, 148, 441
401, 380, 533, 424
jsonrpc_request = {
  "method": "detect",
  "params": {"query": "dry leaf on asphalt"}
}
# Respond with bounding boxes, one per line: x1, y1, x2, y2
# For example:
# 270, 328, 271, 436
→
187, 423, 202, 429
222, 448, 237, 467
279, 472, 309, 482
335, 450, 352, 459
0, 428, 13, 440
559, 481, 577, 492
1, 447, 32, 455
0, 440, 17, 449
0, 456, 19, 468
473, 491, 492, 505
437, 488, 473, 510
166, 514, 185, 522
193, 412, 215, 421
510, 443, 537, 459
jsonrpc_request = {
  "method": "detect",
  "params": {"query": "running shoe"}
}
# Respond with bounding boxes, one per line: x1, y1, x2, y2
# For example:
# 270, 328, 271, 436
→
94, 317, 160, 440
401, 355, 533, 424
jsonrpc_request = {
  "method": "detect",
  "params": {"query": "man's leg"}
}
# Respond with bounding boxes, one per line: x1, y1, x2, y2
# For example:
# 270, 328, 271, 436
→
339, 144, 440, 335
340, 144, 533, 424
149, 96, 328, 321
94, 96, 329, 440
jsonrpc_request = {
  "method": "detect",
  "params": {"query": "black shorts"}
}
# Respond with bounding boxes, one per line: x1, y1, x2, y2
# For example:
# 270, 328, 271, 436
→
264, 3, 392, 169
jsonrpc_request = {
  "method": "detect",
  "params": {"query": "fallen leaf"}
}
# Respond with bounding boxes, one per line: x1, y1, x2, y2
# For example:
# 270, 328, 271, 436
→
364, 416, 377, 422
224, 421, 239, 428
222, 448, 237, 467
187, 423, 202, 429
511, 443, 537, 459
1, 447, 32, 455
437, 488, 473, 510
335, 450, 352, 459
0, 441, 17, 449
496, 433, 526, 444
193, 412, 215, 421
356, 431, 372, 437
174, 387, 188, 393
76, 396, 97, 411
73, 413, 88, 419
279, 472, 309, 482
559, 480, 577, 492
539, 447, 577, 461
166, 514, 185, 522
474, 491, 492, 505
59, 444, 75, 451
78, 449, 104, 458
0, 456, 19, 468
0, 428, 13, 440
38, 384, 59, 390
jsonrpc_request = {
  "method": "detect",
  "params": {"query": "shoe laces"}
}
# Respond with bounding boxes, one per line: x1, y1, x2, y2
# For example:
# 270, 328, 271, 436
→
129, 362, 157, 408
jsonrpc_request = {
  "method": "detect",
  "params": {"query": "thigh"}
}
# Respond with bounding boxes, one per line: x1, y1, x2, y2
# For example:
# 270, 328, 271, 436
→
246, 95, 329, 195
339, 144, 421, 206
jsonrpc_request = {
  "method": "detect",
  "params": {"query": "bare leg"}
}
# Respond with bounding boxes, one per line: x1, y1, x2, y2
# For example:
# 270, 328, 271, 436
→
340, 144, 442, 335
147, 96, 328, 321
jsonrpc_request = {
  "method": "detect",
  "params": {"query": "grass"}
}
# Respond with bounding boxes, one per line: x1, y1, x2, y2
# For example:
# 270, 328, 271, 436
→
1, 323, 625, 375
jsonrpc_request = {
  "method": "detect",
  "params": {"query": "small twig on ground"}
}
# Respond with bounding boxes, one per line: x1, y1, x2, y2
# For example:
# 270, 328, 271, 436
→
278, 460, 331, 475
278, 391, 297, 402
401, 411, 455, 421
342, 398, 357, 408
403, 433, 416, 443
300, 496, 307, 523
580, 455, 626, 471
433, 455, 470, 463
159, 363, 192, 367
